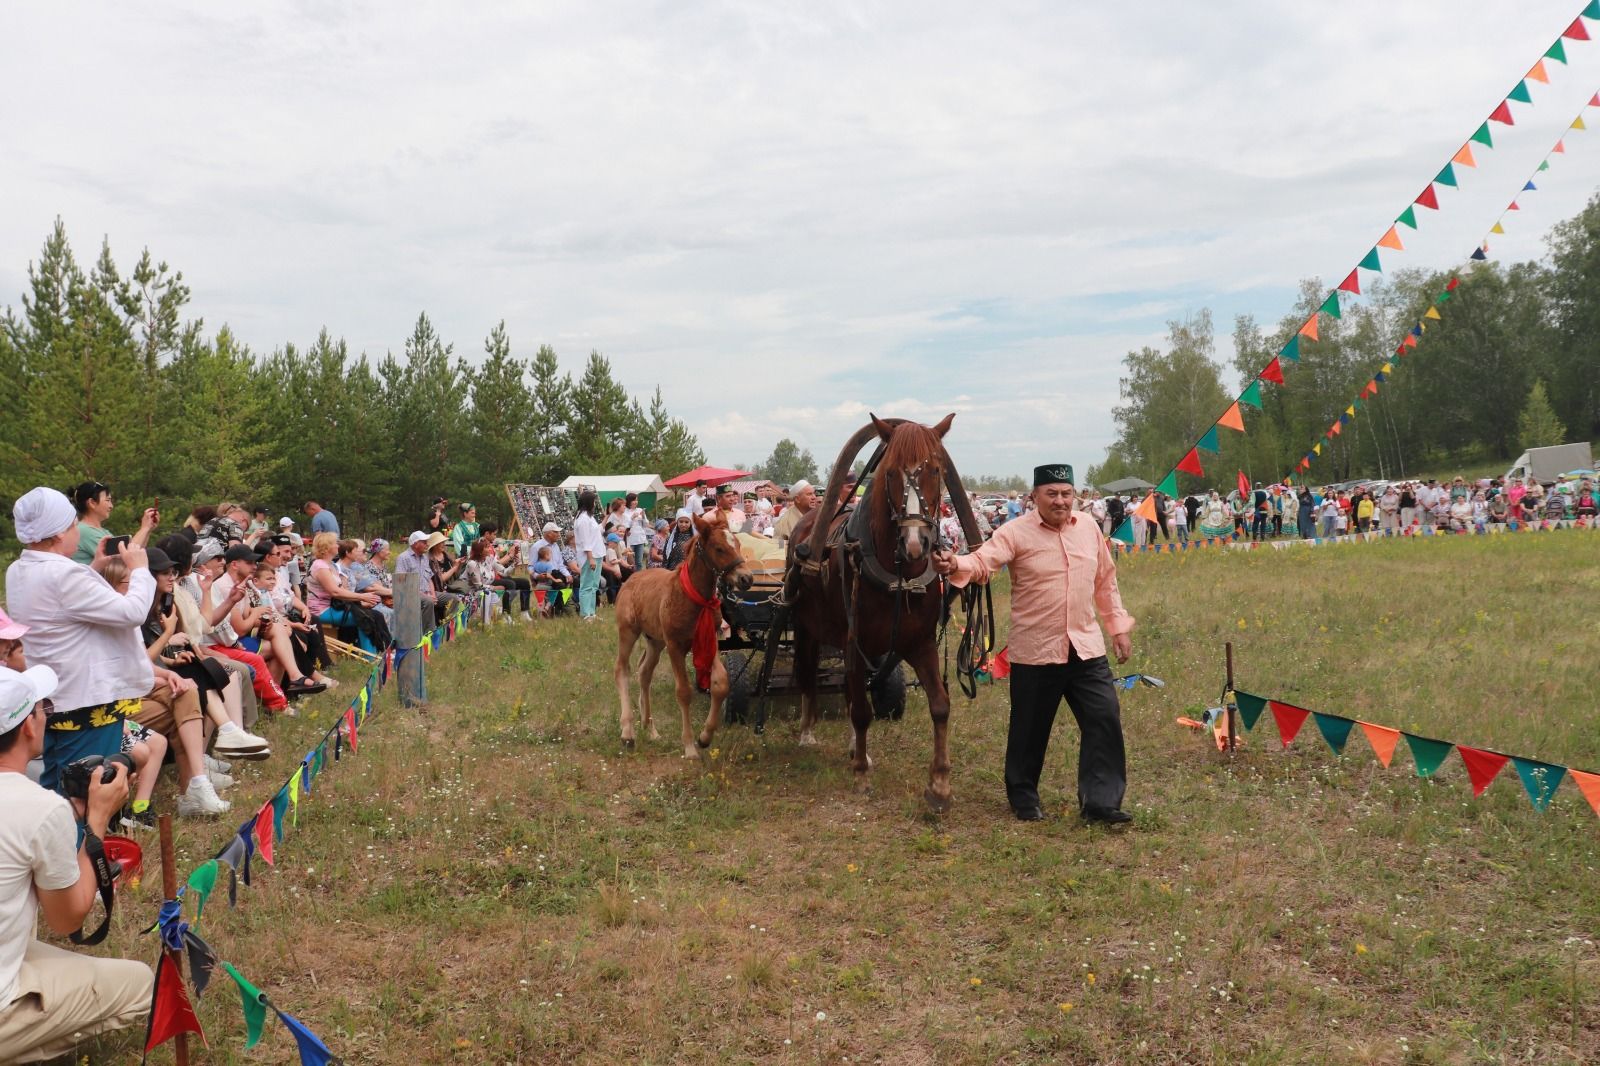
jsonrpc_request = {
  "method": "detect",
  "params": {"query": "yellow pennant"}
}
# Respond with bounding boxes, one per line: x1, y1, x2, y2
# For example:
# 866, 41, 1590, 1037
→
1424, 306, 1442, 321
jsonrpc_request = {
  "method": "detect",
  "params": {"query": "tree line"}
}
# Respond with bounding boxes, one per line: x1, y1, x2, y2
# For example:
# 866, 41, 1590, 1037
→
1088, 192, 1600, 490
0, 220, 706, 537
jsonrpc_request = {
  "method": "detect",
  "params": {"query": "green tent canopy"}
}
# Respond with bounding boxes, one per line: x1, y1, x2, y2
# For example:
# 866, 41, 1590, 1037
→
557, 474, 668, 509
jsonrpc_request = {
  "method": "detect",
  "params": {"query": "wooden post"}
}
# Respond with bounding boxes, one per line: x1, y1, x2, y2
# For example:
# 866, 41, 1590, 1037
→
393, 571, 427, 706
157, 815, 188, 1066
1224, 641, 1237, 754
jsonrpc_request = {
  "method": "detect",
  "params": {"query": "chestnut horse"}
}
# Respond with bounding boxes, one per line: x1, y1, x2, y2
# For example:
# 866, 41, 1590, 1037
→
614, 510, 753, 758
786, 413, 978, 811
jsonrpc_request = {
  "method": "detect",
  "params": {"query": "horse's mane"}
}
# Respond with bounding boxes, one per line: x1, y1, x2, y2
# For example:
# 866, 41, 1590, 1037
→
879, 422, 944, 472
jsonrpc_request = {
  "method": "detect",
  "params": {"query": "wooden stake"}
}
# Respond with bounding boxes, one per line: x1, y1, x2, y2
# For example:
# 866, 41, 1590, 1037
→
1224, 641, 1237, 754
157, 814, 188, 1066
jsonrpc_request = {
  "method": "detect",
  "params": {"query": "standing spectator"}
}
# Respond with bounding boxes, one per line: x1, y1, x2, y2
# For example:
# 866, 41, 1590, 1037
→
1249, 483, 1270, 541
422, 497, 450, 536
773, 481, 818, 544
574, 491, 604, 622
6, 488, 154, 793
1399, 483, 1417, 530
1318, 495, 1339, 539
685, 480, 708, 517
663, 510, 695, 569
246, 506, 270, 541
1170, 495, 1188, 543
624, 494, 650, 571
1355, 490, 1375, 534
0, 665, 154, 1061
68, 482, 160, 565
449, 502, 481, 557
1378, 485, 1400, 533
302, 499, 339, 537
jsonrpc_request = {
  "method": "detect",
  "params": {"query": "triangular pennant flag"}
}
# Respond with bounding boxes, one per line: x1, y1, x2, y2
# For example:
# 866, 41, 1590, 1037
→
1279, 335, 1301, 362
1156, 470, 1178, 496
1312, 713, 1355, 754
346, 706, 359, 753
1446, 276, 1460, 291
1319, 291, 1342, 319
1236, 470, 1250, 500
1491, 222, 1506, 234
1552, 140, 1566, 154
254, 804, 275, 866
1573, 116, 1587, 131
1451, 144, 1476, 168
1197, 425, 1221, 453
1132, 494, 1158, 522
1397, 205, 1419, 229
1110, 519, 1134, 545
1218, 402, 1246, 432
1424, 306, 1441, 321
1526, 59, 1549, 84
1562, 17, 1590, 41
1378, 225, 1404, 251
1403, 733, 1453, 778
1359, 247, 1383, 273
1471, 247, 1488, 261
1175, 450, 1204, 477
1434, 163, 1457, 188
1591, 93, 1600, 107
1539, 159, 1551, 171
1269, 701, 1311, 748
222, 962, 270, 1049
1546, 39, 1568, 64
1511, 757, 1567, 810
1338, 269, 1361, 295
1360, 722, 1401, 767
1345, 405, 1356, 417
183, 930, 216, 999
1239, 381, 1263, 409
1524, 181, 1538, 192
1586, 3, 1600, 24
1233, 691, 1267, 732
1471, 122, 1494, 148
1507, 80, 1533, 105
186, 860, 219, 920
144, 953, 207, 1054
275, 1008, 338, 1066
1259, 357, 1285, 385
1312, 442, 1322, 456
1456, 746, 1510, 797
289, 767, 301, 826
271, 788, 289, 843
1381, 361, 1394, 372
1298, 314, 1319, 341
1568, 769, 1600, 816
1489, 101, 1515, 125
1415, 184, 1440, 210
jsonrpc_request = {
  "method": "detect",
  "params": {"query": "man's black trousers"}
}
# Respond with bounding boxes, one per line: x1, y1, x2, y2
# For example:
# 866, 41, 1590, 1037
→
1006, 650, 1126, 813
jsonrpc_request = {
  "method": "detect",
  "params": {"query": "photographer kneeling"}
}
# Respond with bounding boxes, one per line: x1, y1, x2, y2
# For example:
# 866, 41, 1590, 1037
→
0, 665, 151, 1061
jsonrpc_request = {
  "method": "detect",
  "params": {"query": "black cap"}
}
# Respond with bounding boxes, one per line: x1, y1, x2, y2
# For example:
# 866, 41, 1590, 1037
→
222, 545, 257, 565
716, 483, 737, 496
270, 533, 293, 546
146, 546, 175, 573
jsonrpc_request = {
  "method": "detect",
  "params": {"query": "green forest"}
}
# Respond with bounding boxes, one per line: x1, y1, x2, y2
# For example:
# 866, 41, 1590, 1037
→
0, 220, 705, 536
1088, 192, 1600, 490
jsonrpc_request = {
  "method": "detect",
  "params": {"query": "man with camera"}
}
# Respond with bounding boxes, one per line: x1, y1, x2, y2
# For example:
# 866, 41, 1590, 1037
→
0, 665, 152, 1061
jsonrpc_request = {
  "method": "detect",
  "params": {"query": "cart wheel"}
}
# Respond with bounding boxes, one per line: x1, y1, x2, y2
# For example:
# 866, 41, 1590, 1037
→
723, 652, 753, 725
869, 662, 906, 721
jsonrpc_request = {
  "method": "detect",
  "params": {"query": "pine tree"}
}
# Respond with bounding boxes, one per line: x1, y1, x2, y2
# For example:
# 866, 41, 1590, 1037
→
383, 313, 468, 521
463, 322, 535, 522
1517, 380, 1566, 450
528, 344, 571, 483
563, 350, 633, 474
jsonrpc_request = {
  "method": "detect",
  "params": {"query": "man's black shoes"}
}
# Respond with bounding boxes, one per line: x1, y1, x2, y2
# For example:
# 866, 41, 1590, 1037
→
1012, 806, 1045, 822
1081, 806, 1133, 826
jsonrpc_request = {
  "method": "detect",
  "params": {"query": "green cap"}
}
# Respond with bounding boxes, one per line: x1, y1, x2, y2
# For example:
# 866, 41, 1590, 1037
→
1033, 464, 1074, 488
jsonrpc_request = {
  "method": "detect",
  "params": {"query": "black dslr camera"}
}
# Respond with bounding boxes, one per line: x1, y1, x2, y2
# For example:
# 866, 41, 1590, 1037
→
60, 753, 135, 803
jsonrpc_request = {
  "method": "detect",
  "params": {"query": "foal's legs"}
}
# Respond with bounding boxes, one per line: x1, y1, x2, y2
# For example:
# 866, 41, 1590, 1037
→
795, 628, 821, 747
637, 637, 664, 742
698, 652, 730, 752
665, 641, 700, 759
905, 640, 953, 812
614, 623, 642, 749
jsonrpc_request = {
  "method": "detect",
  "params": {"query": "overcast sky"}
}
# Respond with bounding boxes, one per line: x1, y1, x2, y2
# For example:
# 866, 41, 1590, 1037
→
5, 2, 1598, 479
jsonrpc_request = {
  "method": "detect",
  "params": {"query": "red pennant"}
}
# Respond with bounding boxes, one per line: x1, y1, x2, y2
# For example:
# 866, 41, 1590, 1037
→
1269, 701, 1311, 748
1489, 101, 1515, 125
1563, 17, 1590, 40
1338, 269, 1361, 295
1236, 470, 1250, 500
1592, 93, 1600, 108
1403, 333, 1419, 349
1446, 276, 1460, 292
988, 646, 1010, 680
345, 707, 358, 753
1552, 140, 1566, 154
255, 803, 275, 865
1176, 448, 1205, 477
1456, 745, 1510, 797
144, 953, 207, 1053
1415, 184, 1440, 210
1259, 357, 1285, 385
1330, 421, 1342, 436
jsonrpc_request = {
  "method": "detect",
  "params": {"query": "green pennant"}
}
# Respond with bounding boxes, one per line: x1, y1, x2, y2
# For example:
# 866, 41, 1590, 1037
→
1436, 290, 1452, 304
1280, 336, 1301, 362
1397, 205, 1419, 229
1197, 425, 1221, 453
1511, 757, 1567, 811
1358, 247, 1382, 272
1470, 123, 1493, 149
186, 860, 219, 919
1546, 39, 1568, 64
1507, 80, 1532, 105
1403, 734, 1453, 778
1312, 713, 1355, 754
1111, 519, 1134, 545
1156, 470, 1178, 497
1239, 381, 1263, 409
1319, 292, 1341, 320
223, 962, 270, 1049
1352, 398, 1364, 411
1538, 160, 1550, 172
1434, 163, 1457, 188
1233, 691, 1267, 731
1584, 3, 1599, 24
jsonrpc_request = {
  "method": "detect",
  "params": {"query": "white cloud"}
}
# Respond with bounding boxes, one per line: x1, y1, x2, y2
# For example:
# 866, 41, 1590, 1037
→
3, 1, 1598, 478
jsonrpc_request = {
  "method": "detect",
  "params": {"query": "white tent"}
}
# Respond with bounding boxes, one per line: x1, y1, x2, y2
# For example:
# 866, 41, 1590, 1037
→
556, 474, 668, 504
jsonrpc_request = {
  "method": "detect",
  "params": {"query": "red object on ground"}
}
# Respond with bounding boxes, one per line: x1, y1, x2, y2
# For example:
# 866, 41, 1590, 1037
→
101, 835, 143, 888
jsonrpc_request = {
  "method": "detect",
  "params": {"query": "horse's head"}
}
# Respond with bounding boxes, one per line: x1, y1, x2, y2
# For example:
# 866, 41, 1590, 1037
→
692, 510, 753, 594
869, 412, 955, 563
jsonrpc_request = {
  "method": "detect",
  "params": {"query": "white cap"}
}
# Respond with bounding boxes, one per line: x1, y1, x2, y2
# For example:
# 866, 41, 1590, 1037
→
13, 487, 77, 545
789, 480, 812, 495
279, 517, 295, 527
0, 665, 58, 733
407, 531, 429, 547
542, 522, 560, 534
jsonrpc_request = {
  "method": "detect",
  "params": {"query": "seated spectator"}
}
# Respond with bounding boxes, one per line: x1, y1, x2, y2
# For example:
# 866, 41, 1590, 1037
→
393, 532, 437, 624
0, 666, 153, 1061
246, 506, 270, 542
648, 518, 670, 566
158, 536, 263, 737
6, 488, 156, 793
601, 533, 633, 604
250, 559, 337, 688
559, 530, 582, 576
467, 529, 533, 622
335, 539, 394, 629
305, 533, 385, 654
191, 543, 294, 716
215, 545, 329, 694
426, 533, 469, 624
68, 481, 159, 565
529, 543, 571, 617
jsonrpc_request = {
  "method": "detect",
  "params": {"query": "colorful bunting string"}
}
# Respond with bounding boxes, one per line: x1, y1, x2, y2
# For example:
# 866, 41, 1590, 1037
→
1112, 3, 1599, 538
1111, 512, 1600, 557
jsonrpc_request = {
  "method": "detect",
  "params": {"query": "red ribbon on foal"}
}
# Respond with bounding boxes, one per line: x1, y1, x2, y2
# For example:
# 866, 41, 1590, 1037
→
677, 563, 721, 691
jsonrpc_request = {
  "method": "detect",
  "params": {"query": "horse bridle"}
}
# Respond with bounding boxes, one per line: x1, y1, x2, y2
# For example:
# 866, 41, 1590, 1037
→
884, 459, 944, 561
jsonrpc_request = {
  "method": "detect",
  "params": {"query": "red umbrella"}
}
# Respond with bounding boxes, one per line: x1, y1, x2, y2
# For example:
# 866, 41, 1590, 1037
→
664, 465, 751, 488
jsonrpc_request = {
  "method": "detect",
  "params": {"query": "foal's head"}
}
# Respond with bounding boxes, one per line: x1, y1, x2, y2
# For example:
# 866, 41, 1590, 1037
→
870, 412, 955, 562
692, 510, 753, 594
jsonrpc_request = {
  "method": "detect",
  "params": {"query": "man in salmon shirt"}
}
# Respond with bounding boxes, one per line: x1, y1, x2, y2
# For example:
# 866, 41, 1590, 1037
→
932, 463, 1135, 825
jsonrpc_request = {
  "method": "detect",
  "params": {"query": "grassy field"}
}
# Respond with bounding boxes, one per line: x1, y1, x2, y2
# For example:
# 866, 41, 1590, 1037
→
80, 530, 1600, 1065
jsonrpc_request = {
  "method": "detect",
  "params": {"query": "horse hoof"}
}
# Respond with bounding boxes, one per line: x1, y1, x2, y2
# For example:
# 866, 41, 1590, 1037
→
647, 728, 661, 742
854, 777, 874, 797
686, 746, 704, 762
797, 732, 819, 748
622, 737, 635, 752
923, 787, 953, 814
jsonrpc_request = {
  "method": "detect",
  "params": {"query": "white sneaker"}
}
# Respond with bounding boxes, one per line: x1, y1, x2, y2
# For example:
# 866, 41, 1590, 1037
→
204, 754, 232, 776
520, 611, 534, 623
214, 724, 272, 761
177, 776, 231, 817
208, 768, 235, 790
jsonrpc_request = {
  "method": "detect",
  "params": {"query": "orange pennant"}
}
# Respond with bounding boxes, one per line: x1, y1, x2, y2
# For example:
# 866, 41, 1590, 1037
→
1451, 144, 1476, 168
1359, 722, 1401, 767
1298, 314, 1319, 342
1217, 402, 1246, 432
1526, 59, 1549, 84
1569, 769, 1600, 817
1132, 494, 1158, 522
1377, 225, 1405, 251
